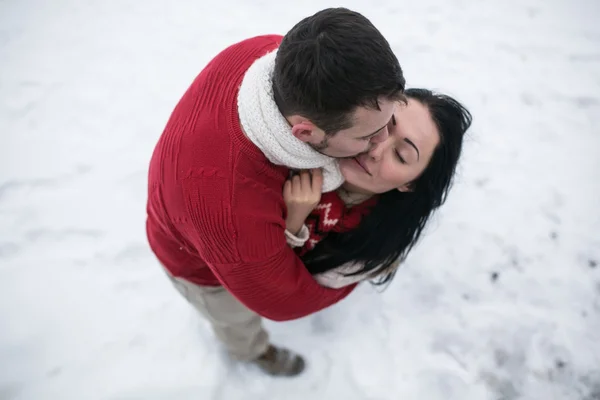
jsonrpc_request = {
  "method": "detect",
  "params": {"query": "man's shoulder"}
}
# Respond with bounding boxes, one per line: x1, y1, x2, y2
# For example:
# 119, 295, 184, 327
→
207, 34, 283, 71
226, 34, 283, 54
237, 34, 284, 48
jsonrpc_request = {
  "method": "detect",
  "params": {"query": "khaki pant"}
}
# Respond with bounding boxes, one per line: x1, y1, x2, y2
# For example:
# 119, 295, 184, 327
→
164, 271, 270, 361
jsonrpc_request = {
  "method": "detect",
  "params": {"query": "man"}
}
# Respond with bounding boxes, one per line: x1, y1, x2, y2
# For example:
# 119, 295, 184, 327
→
146, 7, 405, 377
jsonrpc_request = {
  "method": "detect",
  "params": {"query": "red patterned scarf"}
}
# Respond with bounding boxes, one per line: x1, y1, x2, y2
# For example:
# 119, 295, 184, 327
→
294, 190, 377, 256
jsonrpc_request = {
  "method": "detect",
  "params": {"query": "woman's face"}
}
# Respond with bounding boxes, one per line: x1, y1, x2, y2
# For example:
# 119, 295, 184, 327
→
339, 98, 441, 194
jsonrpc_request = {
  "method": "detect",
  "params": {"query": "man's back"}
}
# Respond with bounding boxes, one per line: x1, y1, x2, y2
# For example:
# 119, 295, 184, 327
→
146, 35, 355, 322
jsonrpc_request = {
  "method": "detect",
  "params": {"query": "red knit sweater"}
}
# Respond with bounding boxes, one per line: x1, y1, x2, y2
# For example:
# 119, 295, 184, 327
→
295, 191, 377, 256
146, 35, 356, 322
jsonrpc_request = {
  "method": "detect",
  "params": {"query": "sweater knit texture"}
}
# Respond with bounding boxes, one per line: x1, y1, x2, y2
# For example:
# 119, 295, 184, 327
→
285, 190, 378, 288
295, 191, 377, 256
146, 35, 356, 322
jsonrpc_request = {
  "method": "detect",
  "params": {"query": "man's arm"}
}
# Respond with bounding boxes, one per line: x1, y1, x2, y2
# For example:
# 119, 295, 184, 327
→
181, 176, 356, 321
209, 240, 356, 321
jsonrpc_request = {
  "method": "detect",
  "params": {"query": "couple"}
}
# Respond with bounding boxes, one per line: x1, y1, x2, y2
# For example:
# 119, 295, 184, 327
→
146, 8, 472, 377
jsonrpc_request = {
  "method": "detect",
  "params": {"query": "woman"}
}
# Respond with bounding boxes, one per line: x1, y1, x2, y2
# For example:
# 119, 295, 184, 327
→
283, 88, 473, 287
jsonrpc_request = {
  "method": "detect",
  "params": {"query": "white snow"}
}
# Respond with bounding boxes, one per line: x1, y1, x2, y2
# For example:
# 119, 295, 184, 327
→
1, 0, 599, 399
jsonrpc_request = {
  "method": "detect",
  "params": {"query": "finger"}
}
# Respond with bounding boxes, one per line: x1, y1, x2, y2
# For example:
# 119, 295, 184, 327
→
300, 170, 311, 191
283, 180, 292, 198
292, 174, 302, 195
311, 168, 323, 192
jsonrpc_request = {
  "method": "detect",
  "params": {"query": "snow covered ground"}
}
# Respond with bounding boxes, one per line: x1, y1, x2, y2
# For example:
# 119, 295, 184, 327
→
1, 0, 599, 398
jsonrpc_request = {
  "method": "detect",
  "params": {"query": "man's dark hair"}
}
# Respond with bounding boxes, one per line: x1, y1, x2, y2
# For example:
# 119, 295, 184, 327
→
273, 8, 406, 135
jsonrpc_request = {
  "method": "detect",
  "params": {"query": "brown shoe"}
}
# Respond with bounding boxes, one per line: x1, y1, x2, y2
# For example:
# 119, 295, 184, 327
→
253, 345, 306, 377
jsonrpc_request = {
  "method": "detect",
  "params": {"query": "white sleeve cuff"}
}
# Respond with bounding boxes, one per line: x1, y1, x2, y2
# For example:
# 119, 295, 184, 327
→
284, 224, 309, 247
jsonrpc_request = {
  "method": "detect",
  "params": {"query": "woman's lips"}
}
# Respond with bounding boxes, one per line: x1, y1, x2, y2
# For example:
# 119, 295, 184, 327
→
353, 156, 371, 175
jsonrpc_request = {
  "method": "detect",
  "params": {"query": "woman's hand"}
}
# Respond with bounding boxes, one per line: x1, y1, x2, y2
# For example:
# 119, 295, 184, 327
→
283, 169, 323, 236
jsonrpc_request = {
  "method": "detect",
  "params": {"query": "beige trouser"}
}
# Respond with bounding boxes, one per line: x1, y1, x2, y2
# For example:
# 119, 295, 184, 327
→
164, 271, 270, 361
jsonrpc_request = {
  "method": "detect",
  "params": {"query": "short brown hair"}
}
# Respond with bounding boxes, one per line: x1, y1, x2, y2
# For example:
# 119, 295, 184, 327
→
273, 8, 406, 135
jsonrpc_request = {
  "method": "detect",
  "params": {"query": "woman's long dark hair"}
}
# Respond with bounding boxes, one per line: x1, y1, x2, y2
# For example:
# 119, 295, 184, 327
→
301, 88, 473, 284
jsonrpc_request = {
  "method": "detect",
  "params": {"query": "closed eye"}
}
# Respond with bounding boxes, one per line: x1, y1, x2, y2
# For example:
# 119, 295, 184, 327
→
360, 133, 377, 141
395, 151, 406, 164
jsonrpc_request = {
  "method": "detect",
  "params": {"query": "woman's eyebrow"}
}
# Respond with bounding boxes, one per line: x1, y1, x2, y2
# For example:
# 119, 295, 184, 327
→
404, 138, 420, 160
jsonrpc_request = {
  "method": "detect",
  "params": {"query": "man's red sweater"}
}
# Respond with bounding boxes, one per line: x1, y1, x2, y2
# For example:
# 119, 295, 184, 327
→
146, 35, 356, 322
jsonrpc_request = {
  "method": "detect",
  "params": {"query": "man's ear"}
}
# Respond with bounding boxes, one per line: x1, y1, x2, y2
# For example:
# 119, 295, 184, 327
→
289, 116, 325, 144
